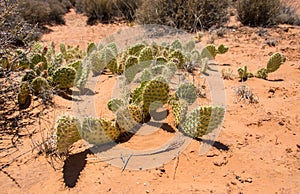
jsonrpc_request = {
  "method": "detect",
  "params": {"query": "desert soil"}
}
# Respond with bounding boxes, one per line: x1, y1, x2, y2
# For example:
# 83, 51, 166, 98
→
0, 9, 299, 194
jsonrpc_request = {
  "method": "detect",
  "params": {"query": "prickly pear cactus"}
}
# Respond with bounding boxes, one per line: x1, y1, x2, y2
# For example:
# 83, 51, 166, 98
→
31, 54, 47, 69
256, 68, 268, 79
128, 104, 143, 123
171, 39, 183, 51
22, 70, 36, 83
217, 44, 229, 54
31, 76, 50, 95
81, 117, 120, 145
141, 69, 153, 83
175, 82, 198, 104
169, 97, 188, 127
184, 40, 196, 52
142, 79, 169, 115
18, 82, 31, 107
116, 105, 141, 133
201, 44, 218, 59
52, 66, 76, 89
168, 50, 185, 69
180, 106, 225, 138
266, 52, 285, 73
128, 43, 146, 56
201, 58, 209, 74
87, 42, 97, 56
130, 81, 148, 105
163, 61, 177, 81
107, 98, 124, 112
55, 115, 81, 155
124, 55, 139, 82
89, 51, 106, 75
138, 46, 153, 66
156, 56, 168, 65
75, 59, 90, 88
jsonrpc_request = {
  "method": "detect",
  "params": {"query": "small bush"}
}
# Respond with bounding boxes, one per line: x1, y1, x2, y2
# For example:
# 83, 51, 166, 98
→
277, 0, 300, 25
74, 0, 142, 24
237, 0, 281, 26
18, 0, 70, 25
135, 0, 230, 32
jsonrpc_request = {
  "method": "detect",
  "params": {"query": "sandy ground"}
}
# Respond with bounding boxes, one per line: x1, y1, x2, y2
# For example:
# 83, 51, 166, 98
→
1, 9, 300, 194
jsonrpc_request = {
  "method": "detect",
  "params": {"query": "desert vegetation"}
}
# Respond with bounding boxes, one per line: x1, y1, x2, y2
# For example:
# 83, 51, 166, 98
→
1, 0, 299, 193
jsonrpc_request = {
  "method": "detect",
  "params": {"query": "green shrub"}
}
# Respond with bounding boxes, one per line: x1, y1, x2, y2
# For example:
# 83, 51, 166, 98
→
237, 0, 281, 26
135, 0, 230, 32
277, 0, 300, 25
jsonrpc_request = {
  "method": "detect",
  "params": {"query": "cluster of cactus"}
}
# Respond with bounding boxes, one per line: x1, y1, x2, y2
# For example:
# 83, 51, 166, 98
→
51, 40, 229, 155
16, 42, 90, 108
17, 82, 31, 107
238, 52, 285, 81
87, 40, 230, 83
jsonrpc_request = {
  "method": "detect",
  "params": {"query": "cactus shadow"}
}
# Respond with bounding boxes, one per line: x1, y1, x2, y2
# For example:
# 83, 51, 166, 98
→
63, 149, 92, 188
195, 137, 229, 151
267, 79, 284, 82
147, 121, 176, 133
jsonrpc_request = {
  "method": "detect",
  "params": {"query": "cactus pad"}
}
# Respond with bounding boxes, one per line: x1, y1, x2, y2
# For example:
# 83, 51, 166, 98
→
175, 82, 198, 104
18, 82, 31, 107
31, 76, 50, 95
142, 79, 169, 114
201, 44, 218, 59
116, 106, 141, 133
217, 44, 229, 54
107, 98, 125, 112
169, 98, 188, 127
55, 115, 81, 155
52, 66, 76, 89
168, 50, 185, 69
180, 106, 225, 138
267, 52, 285, 73
256, 68, 268, 79
138, 46, 154, 66
81, 117, 120, 145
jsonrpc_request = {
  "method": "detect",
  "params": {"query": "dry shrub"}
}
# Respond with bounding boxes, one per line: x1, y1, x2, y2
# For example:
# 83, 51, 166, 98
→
18, 0, 70, 25
135, 0, 230, 32
73, 0, 142, 24
277, 0, 300, 25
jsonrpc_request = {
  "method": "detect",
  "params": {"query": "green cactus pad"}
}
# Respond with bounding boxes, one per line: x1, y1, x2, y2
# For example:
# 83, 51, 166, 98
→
87, 42, 97, 55
168, 50, 185, 69
169, 98, 188, 127
107, 98, 125, 112
184, 40, 196, 52
116, 106, 141, 133
22, 70, 36, 83
128, 43, 146, 56
156, 56, 168, 65
124, 55, 139, 82
55, 115, 81, 155
266, 52, 285, 73
31, 54, 47, 69
31, 76, 50, 95
130, 81, 149, 105
89, 51, 106, 75
180, 106, 225, 138
175, 82, 198, 104
18, 82, 31, 107
256, 68, 268, 79
141, 69, 153, 83
142, 79, 169, 114
171, 39, 183, 51
52, 66, 76, 89
217, 44, 229, 54
201, 44, 218, 59
81, 117, 120, 145
138, 46, 154, 66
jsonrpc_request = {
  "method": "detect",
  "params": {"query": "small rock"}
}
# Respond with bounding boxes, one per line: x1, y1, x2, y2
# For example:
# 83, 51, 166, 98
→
245, 178, 253, 183
231, 181, 237, 185
145, 190, 150, 193
144, 183, 147, 186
